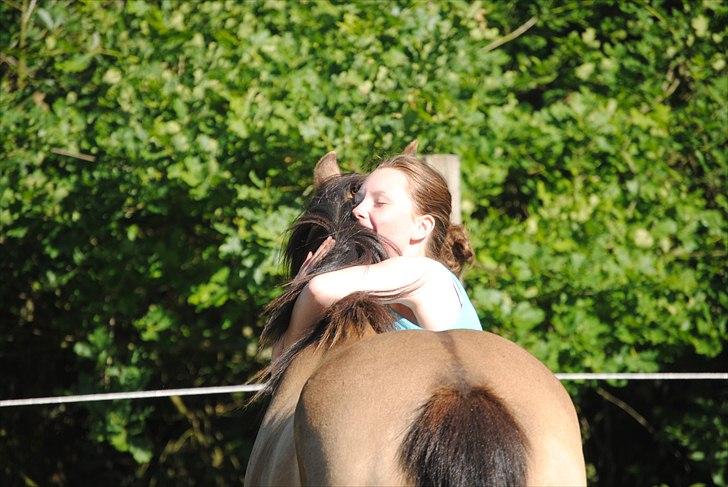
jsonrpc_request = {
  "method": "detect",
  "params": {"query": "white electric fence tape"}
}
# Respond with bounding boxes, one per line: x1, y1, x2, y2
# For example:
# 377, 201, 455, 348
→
1, 373, 726, 407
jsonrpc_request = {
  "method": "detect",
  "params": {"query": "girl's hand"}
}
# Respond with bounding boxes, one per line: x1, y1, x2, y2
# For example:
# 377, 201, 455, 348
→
297, 236, 335, 277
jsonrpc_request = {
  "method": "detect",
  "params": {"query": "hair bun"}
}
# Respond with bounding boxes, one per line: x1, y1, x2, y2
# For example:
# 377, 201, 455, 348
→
442, 224, 474, 277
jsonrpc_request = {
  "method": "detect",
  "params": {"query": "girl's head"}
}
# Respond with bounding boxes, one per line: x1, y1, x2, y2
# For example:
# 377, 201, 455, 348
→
353, 154, 474, 275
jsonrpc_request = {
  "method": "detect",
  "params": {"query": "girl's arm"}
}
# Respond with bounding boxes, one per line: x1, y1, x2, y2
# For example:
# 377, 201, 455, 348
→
277, 256, 462, 355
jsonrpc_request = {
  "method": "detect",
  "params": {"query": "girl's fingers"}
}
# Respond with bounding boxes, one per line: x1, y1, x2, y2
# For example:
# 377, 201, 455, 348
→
299, 251, 314, 274
298, 237, 336, 277
313, 237, 333, 259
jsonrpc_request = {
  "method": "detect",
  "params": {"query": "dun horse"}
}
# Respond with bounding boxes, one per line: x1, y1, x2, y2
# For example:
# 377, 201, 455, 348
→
245, 150, 586, 486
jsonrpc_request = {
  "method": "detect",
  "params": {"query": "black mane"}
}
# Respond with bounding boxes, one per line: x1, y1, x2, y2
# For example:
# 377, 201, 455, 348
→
284, 173, 379, 278
252, 173, 394, 399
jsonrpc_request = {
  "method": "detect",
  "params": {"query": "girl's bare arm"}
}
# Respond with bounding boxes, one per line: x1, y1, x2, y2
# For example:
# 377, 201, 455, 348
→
276, 256, 462, 355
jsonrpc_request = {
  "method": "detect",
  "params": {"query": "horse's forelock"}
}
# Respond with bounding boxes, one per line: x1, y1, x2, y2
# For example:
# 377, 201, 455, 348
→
285, 173, 366, 276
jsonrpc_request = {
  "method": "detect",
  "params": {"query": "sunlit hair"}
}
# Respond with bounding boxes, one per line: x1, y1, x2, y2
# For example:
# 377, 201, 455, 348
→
377, 155, 474, 276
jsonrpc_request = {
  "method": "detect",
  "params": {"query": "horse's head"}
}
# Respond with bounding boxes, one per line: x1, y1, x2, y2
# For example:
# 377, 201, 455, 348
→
284, 152, 386, 279
260, 152, 389, 348
284, 141, 417, 277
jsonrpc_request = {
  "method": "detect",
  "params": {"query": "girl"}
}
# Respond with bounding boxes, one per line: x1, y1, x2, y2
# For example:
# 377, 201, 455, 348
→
275, 151, 481, 357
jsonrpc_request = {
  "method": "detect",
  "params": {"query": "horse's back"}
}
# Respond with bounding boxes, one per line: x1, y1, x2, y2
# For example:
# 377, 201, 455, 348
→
295, 330, 586, 486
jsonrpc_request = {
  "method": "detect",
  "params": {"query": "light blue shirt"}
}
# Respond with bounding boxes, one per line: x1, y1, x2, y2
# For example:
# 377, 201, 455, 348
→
393, 271, 482, 331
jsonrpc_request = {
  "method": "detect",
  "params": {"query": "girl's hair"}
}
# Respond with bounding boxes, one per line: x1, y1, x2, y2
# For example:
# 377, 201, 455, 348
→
377, 155, 474, 276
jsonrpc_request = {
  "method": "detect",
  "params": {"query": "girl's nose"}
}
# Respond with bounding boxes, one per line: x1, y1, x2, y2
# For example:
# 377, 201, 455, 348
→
352, 200, 367, 222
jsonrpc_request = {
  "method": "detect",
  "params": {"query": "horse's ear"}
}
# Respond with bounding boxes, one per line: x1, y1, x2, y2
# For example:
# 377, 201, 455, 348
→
402, 139, 418, 155
314, 151, 341, 188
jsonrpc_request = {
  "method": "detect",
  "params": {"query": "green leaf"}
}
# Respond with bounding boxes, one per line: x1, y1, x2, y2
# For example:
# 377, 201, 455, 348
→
56, 54, 93, 73
511, 301, 545, 331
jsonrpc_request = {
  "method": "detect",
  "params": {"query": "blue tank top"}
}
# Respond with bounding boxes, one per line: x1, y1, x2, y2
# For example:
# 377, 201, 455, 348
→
393, 271, 482, 331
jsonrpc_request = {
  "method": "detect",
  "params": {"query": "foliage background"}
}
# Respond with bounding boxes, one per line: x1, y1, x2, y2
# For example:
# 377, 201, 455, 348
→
1, 0, 726, 485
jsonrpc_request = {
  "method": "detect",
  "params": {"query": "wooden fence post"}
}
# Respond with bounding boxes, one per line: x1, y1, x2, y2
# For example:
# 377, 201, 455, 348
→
424, 154, 461, 224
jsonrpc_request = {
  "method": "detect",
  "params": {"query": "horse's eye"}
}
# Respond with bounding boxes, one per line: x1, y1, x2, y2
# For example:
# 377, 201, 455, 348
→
352, 191, 364, 206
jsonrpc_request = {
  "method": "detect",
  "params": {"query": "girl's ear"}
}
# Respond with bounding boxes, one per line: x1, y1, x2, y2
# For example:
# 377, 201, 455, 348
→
412, 214, 435, 241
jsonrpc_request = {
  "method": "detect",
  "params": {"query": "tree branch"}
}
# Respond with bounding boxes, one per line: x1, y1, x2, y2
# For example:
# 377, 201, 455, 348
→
597, 386, 656, 435
484, 17, 538, 53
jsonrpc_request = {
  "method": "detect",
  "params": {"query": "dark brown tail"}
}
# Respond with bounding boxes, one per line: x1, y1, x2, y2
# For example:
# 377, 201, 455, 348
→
400, 385, 529, 487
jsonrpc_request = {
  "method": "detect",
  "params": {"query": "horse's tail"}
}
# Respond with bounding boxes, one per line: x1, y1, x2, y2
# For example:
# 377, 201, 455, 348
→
400, 385, 529, 487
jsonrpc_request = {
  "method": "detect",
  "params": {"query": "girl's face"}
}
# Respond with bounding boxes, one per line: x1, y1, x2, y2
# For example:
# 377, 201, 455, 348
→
353, 168, 423, 257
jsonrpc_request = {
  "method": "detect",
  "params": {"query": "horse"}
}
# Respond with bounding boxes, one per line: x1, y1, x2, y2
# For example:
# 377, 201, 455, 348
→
245, 150, 586, 486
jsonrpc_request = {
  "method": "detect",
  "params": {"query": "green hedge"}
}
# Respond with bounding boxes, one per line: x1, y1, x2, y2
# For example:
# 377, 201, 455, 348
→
1, 0, 726, 484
